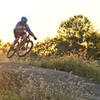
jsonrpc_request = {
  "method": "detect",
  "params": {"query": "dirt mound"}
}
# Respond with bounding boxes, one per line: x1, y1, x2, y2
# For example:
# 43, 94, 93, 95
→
0, 62, 100, 100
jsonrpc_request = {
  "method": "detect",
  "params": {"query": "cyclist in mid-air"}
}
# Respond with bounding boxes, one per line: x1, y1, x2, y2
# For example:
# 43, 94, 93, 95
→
12, 16, 37, 48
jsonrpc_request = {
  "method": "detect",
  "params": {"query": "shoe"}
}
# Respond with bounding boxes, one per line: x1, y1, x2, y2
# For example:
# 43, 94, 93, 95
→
21, 47, 26, 50
10, 46, 14, 50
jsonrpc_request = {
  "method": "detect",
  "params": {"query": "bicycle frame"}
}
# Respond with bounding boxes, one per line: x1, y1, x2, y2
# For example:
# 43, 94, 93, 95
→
17, 34, 31, 48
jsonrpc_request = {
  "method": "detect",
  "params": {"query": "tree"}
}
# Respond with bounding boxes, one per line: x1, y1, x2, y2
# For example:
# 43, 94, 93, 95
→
33, 37, 57, 56
31, 14, 99, 58
2, 42, 11, 54
57, 14, 95, 55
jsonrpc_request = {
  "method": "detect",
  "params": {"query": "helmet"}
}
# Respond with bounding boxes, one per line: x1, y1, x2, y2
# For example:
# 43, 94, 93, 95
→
21, 16, 28, 22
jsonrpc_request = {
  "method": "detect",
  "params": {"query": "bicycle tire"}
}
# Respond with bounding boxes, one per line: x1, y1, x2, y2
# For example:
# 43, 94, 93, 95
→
17, 40, 33, 57
7, 47, 16, 58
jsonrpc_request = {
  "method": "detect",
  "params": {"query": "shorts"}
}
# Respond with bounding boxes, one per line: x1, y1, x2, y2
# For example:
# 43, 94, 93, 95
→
14, 28, 26, 39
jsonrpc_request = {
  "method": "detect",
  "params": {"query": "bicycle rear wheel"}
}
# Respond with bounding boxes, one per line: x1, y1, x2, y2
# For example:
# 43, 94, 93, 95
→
17, 40, 33, 57
7, 47, 16, 58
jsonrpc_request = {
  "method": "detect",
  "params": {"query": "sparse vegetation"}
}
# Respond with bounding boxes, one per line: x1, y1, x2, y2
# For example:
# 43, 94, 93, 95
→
0, 69, 93, 100
1, 14, 100, 99
11, 54, 100, 83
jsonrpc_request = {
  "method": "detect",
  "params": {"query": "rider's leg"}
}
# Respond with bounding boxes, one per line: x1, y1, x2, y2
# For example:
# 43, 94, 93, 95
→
11, 29, 19, 49
13, 38, 18, 45
21, 33, 27, 50
22, 32, 27, 40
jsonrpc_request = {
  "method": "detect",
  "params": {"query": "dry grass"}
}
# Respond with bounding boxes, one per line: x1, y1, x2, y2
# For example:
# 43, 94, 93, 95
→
0, 70, 93, 100
12, 54, 100, 82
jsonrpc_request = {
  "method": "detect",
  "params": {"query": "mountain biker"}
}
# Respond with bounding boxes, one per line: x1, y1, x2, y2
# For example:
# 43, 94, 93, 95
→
12, 16, 37, 48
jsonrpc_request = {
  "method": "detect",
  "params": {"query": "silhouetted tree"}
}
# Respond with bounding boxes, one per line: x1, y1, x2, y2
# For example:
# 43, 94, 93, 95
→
57, 14, 96, 56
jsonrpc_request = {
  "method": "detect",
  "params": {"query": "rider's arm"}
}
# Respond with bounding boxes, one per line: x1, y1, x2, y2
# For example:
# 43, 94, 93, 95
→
25, 24, 37, 40
29, 31, 37, 40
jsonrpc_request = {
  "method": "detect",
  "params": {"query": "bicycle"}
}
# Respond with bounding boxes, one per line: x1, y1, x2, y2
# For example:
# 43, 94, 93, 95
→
7, 34, 33, 58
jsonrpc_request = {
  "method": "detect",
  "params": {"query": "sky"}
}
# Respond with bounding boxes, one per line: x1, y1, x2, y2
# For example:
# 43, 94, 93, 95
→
0, 0, 100, 43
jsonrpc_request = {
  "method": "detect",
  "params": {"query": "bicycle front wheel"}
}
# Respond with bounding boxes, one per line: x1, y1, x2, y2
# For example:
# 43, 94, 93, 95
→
17, 40, 33, 57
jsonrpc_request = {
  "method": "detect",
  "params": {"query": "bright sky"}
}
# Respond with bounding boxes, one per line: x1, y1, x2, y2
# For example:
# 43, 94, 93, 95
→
0, 0, 100, 43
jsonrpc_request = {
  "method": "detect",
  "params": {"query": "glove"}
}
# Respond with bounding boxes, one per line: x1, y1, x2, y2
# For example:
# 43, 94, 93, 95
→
34, 36, 37, 40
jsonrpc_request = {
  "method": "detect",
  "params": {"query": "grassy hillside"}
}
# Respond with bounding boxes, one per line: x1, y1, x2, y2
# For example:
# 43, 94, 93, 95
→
10, 54, 100, 83
0, 62, 93, 100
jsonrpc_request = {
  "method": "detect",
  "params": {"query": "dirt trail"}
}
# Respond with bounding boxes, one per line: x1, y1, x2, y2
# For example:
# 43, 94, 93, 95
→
0, 61, 100, 100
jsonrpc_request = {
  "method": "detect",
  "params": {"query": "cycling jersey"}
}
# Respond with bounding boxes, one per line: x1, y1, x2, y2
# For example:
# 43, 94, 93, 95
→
16, 21, 31, 33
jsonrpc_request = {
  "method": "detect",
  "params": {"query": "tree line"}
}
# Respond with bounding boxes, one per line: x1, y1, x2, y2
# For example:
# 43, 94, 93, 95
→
1, 14, 100, 59
33, 14, 100, 59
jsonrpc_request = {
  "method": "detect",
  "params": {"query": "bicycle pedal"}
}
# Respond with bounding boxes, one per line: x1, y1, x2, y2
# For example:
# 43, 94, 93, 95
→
22, 47, 26, 50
